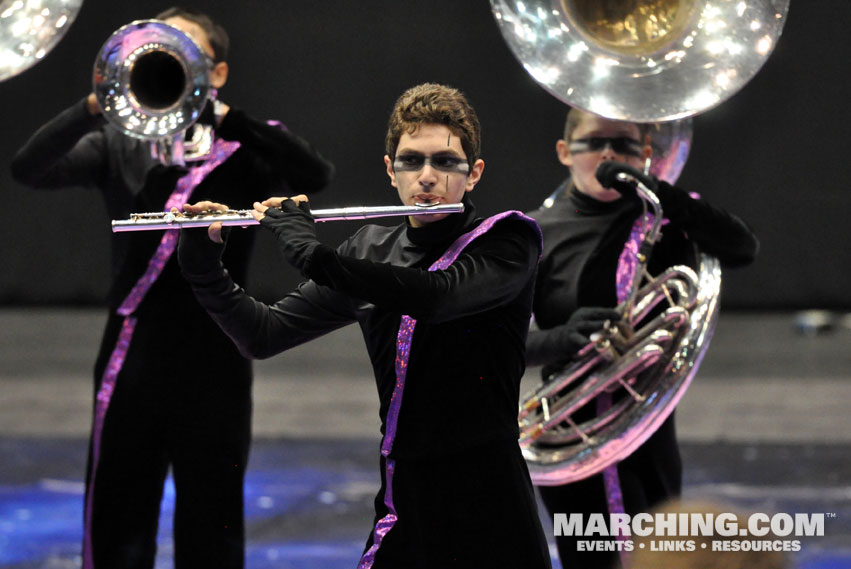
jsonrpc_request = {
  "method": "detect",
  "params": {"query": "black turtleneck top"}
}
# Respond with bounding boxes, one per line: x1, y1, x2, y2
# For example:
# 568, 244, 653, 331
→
526, 179, 759, 369
11, 97, 335, 316
182, 197, 542, 458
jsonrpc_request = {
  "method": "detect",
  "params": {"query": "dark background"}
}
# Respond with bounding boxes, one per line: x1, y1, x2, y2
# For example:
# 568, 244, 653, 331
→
1, 0, 847, 309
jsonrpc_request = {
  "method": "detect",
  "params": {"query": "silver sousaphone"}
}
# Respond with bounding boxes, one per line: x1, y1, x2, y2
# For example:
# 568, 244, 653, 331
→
490, 0, 789, 485
0, 0, 84, 81
93, 19, 215, 165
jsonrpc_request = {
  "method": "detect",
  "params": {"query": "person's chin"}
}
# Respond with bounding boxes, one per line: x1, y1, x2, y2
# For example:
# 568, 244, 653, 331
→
413, 213, 446, 225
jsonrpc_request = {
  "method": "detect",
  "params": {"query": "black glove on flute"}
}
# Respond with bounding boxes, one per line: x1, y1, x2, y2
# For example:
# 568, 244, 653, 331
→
259, 199, 321, 273
178, 225, 229, 280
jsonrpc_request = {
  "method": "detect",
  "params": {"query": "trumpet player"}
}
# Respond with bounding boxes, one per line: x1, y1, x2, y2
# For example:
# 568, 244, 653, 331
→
10, 7, 334, 569
525, 108, 759, 569
177, 83, 552, 568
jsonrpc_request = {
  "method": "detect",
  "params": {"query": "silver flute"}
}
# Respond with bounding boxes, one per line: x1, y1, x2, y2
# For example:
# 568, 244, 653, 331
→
112, 203, 464, 232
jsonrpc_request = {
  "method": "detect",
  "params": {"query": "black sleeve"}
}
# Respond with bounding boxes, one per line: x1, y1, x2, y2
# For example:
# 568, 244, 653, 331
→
179, 224, 359, 359
302, 219, 541, 323
215, 109, 335, 193
525, 326, 572, 368
655, 181, 759, 267
10, 98, 110, 189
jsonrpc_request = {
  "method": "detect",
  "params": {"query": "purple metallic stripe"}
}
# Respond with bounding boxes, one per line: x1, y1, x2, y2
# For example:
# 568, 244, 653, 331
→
358, 211, 542, 568
432, 210, 543, 270
82, 139, 239, 569
83, 315, 136, 569
118, 140, 240, 316
614, 215, 651, 305
605, 211, 665, 567
357, 458, 398, 569
597, 392, 631, 567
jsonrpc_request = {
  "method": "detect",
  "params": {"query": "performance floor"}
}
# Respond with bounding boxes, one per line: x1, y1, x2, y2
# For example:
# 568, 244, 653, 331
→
1, 308, 849, 568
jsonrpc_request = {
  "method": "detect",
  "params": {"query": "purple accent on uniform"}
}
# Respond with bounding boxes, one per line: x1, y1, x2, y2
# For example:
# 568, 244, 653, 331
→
266, 119, 288, 131
117, 140, 240, 316
597, 391, 630, 568
358, 211, 542, 567
83, 315, 136, 569
82, 139, 239, 569
358, 458, 398, 569
603, 210, 664, 567
614, 215, 652, 305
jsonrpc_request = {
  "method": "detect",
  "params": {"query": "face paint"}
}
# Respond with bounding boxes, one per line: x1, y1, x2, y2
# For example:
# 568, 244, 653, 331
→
569, 136, 642, 158
392, 152, 471, 174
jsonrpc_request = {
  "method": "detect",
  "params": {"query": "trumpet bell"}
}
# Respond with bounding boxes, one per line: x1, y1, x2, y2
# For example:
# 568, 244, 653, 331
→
93, 19, 211, 140
490, 0, 790, 121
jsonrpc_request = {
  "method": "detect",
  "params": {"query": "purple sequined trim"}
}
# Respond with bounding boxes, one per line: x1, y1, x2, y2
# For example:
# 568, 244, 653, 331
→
83, 315, 136, 569
614, 215, 651, 306
118, 140, 240, 316
358, 211, 542, 567
605, 210, 665, 568
82, 139, 238, 568
358, 458, 398, 569
597, 392, 631, 567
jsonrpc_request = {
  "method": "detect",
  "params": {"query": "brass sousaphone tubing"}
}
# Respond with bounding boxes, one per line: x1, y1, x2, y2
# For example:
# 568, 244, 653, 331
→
112, 203, 464, 232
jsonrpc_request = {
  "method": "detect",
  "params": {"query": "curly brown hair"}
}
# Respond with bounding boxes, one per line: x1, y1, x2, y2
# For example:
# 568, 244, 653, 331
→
385, 83, 481, 170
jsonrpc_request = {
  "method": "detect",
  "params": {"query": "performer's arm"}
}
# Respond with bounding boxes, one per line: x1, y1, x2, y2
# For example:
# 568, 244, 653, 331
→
178, 223, 358, 359
525, 307, 619, 367
215, 108, 335, 193
262, 203, 542, 323
10, 97, 109, 189
653, 180, 759, 267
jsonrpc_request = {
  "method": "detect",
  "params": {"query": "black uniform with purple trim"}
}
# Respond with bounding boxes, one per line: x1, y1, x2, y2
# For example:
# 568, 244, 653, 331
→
11, 98, 334, 569
526, 180, 759, 569
179, 196, 552, 568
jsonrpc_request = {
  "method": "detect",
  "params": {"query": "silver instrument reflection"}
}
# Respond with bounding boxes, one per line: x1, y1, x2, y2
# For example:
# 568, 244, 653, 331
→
489, 0, 787, 485
111, 203, 465, 232
521, 172, 721, 485
0, 0, 84, 81
542, 118, 693, 208
93, 19, 213, 165
490, 0, 790, 122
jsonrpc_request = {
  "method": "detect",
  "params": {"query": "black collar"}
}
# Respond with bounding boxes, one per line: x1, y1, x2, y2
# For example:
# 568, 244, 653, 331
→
406, 195, 478, 248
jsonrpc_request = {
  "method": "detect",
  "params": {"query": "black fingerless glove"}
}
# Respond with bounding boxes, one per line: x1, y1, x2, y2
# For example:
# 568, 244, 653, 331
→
259, 200, 320, 272
177, 226, 229, 280
595, 162, 659, 197
527, 306, 621, 367
596, 162, 694, 223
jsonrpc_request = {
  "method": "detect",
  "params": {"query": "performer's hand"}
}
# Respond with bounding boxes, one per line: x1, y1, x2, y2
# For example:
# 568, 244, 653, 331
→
177, 200, 231, 278
256, 195, 320, 272
213, 100, 229, 126
595, 162, 695, 222
595, 162, 658, 197
86, 93, 102, 116
561, 307, 622, 355
183, 200, 230, 243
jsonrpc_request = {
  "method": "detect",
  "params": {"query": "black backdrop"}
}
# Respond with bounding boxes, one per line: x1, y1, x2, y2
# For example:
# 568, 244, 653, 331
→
1, 1, 848, 309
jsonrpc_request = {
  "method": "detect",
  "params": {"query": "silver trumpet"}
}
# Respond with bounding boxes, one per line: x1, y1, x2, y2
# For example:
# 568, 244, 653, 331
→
93, 19, 213, 165
112, 203, 464, 232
